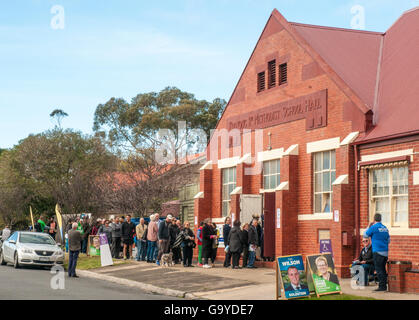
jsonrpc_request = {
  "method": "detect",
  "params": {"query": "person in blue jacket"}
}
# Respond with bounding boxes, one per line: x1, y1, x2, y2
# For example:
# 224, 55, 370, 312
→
364, 213, 390, 291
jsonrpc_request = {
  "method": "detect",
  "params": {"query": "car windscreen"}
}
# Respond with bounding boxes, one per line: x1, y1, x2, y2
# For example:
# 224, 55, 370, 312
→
19, 233, 55, 245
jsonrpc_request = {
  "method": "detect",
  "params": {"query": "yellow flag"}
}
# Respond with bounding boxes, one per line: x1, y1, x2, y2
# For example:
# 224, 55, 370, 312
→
30, 206, 35, 231
55, 204, 63, 240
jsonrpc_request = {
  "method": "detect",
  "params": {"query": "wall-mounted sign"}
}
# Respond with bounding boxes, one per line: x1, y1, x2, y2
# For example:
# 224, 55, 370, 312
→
227, 89, 327, 131
334, 210, 339, 222
276, 208, 281, 229
320, 239, 333, 255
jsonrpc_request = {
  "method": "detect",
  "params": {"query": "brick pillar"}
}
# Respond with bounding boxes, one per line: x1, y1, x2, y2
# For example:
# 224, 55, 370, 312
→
275, 154, 298, 257
194, 166, 213, 258
195, 167, 213, 225
237, 163, 251, 194
331, 144, 355, 278
230, 194, 241, 222
388, 261, 412, 293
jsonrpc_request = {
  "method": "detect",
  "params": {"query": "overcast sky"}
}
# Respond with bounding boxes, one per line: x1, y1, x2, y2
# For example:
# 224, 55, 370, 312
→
1, 0, 418, 148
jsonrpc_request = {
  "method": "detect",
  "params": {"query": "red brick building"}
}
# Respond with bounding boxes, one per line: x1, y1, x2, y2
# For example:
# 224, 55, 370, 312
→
194, 8, 419, 289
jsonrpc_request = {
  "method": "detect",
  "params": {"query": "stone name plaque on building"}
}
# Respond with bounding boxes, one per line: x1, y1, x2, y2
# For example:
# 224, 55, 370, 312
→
227, 89, 327, 131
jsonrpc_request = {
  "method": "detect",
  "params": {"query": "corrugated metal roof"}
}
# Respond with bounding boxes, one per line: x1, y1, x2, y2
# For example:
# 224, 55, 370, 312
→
291, 7, 419, 142
291, 23, 383, 109
359, 7, 419, 142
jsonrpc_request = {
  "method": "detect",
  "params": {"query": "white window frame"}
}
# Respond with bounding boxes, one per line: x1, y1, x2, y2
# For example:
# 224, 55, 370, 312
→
369, 166, 409, 228
222, 167, 237, 217
313, 150, 336, 214
263, 159, 281, 190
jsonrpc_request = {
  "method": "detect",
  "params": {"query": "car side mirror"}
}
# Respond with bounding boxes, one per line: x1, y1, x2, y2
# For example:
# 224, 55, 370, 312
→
9, 240, 16, 244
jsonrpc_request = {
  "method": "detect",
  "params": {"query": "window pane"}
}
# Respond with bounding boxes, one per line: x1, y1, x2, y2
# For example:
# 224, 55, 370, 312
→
323, 172, 331, 192
264, 176, 269, 190
331, 171, 336, 186
276, 173, 281, 187
264, 162, 269, 175
322, 193, 331, 212
222, 185, 228, 200
375, 198, 390, 224
323, 151, 330, 170
222, 201, 229, 217
315, 173, 322, 192
372, 170, 378, 183
314, 153, 322, 172
270, 175, 276, 189
395, 196, 408, 223
383, 169, 389, 195
276, 160, 281, 175
270, 161, 275, 175
331, 150, 336, 170
223, 170, 227, 184
315, 194, 322, 213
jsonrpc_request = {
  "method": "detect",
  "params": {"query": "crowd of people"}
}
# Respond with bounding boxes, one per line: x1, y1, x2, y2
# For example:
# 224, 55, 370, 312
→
1, 211, 391, 291
63, 212, 265, 270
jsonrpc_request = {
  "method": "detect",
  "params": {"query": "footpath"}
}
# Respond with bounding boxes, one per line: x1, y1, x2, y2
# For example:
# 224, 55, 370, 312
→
77, 260, 419, 300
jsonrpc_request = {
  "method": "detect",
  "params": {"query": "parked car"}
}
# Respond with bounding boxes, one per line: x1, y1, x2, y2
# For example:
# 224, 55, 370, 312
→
0, 231, 64, 269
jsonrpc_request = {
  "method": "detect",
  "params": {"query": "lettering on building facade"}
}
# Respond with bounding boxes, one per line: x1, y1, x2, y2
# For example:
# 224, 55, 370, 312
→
227, 89, 327, 131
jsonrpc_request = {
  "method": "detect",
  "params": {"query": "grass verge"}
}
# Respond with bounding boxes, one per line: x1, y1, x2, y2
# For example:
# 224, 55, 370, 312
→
63, 253, 129, 270
299, 293, 376, 300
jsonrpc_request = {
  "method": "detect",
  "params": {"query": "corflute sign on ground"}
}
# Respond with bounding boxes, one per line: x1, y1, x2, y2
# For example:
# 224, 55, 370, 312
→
306, 254, 342, 297
276, 255, 310, 300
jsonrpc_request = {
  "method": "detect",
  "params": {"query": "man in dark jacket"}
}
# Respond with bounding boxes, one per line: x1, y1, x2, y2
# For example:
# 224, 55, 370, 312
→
228, 220, 244, 269
169, 219, 181, 264
156, 215, 172, 266
81, 218, 91, 254
247, 219, 259, 268
351, 237, 374, 286
111, 217, 122, 259
68, 223, 81, 278
241, 223, 249, 268
121, 215, 136, 260
223, 217, 232, 267
202, 218, 216, 268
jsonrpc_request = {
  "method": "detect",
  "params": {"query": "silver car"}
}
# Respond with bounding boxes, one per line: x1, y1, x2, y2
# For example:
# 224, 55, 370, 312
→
0, 231, 64, 269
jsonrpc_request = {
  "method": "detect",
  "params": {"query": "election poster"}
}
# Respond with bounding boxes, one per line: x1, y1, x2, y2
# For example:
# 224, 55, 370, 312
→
99, 233, 113, 267
215, 223, 225, 248
306, 253, 342, 297
276, 255, 310, 300
87, 235, 101, 256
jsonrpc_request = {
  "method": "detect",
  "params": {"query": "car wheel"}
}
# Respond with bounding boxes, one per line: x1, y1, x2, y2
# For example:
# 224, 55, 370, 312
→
13, 252, 20, 269
0, 251, 6, 265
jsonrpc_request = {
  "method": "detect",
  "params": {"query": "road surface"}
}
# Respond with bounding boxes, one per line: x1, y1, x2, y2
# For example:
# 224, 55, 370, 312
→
0, 263, 180, 300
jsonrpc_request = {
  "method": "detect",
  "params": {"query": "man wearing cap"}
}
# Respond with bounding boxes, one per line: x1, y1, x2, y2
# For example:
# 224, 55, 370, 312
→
156, 215, 172, 266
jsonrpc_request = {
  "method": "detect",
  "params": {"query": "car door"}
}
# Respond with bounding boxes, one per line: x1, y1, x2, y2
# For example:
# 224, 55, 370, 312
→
4, 232, 18, 261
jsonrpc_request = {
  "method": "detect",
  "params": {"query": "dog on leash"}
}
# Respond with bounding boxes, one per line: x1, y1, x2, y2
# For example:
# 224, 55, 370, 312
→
161, 252, 174, 267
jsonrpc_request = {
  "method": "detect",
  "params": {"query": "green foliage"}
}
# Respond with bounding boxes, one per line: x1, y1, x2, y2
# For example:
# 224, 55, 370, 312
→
0, 129, 116, 227
93, 86, 226, 155
50, 109, 69, 128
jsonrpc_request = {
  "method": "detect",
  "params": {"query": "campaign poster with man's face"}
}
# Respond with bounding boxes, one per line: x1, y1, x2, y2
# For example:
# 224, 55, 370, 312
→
277, 255, 310, 299
307, 253, 341, 295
